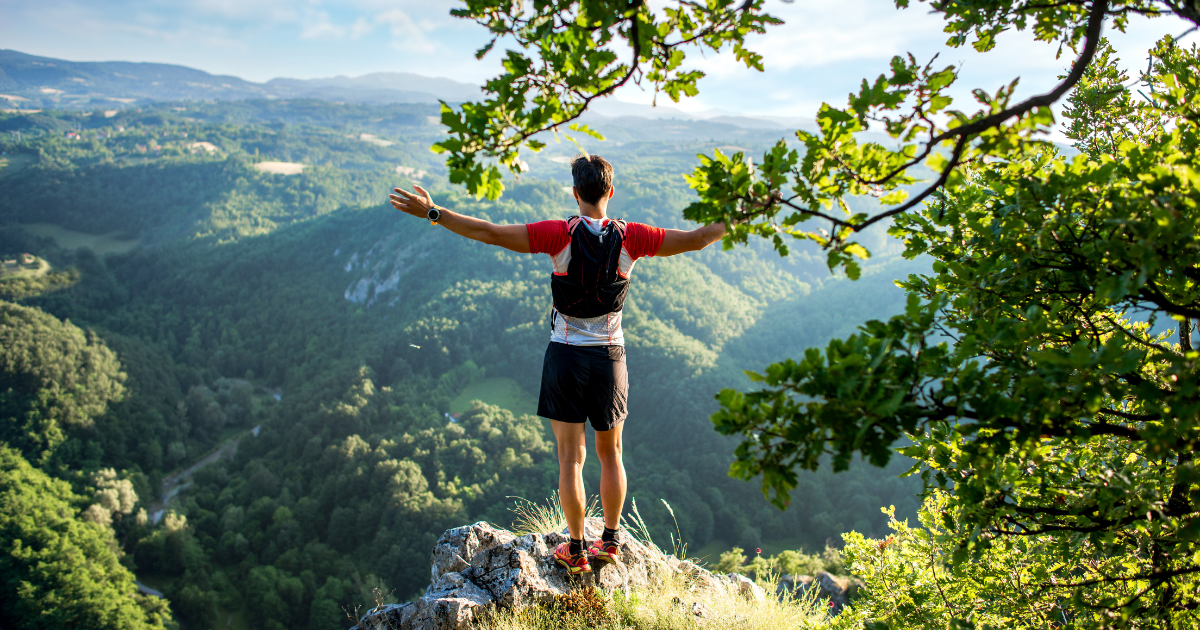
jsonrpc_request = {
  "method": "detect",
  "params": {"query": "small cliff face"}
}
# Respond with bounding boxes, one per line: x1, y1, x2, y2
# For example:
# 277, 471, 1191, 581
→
349, 518, 860, 630
350, 518, 767, 630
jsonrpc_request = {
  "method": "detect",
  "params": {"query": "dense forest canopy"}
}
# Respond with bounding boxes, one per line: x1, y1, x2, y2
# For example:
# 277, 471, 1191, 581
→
0, 444, 172, 629
0, 97, 921, 628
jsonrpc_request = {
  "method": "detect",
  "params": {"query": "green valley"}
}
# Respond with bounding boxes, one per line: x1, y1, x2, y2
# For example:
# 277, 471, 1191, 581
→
0, 100, 921, 629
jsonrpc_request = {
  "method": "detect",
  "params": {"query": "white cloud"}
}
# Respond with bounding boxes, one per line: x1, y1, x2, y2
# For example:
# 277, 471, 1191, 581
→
377, 8, 435, 52
179, 0, 299, 23
350, 17, 374, 39
300, 11, 345, 40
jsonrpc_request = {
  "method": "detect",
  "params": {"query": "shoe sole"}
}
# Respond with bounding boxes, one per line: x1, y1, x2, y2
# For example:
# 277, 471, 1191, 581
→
591, 552, 618, 565
555, 557, 591, 574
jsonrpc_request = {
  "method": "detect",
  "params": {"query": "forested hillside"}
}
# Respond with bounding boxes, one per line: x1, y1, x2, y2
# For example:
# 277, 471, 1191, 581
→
0, 101, 921, 629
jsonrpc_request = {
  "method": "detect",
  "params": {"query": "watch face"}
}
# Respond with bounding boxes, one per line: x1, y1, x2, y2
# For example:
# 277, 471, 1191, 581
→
428, 207, 440, 222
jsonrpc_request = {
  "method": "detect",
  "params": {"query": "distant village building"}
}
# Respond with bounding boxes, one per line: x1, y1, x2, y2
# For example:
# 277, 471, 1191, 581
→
20, 253, 34, 265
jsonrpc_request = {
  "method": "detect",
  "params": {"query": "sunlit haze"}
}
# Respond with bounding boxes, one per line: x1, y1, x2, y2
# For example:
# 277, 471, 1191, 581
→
1, 0, 1189, 122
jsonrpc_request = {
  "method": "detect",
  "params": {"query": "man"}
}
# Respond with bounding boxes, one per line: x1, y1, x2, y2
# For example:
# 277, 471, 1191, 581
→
389, 155, 725, 573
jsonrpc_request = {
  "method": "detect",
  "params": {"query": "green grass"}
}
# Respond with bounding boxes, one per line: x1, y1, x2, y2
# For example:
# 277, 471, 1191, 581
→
450, 377, 539, 417
480, 570, 837, 630
693, 536, 827, 570
692, 539, 731, 566
508, 492, 601, 537
19, 223, 139, 256
0, 153, 33, 178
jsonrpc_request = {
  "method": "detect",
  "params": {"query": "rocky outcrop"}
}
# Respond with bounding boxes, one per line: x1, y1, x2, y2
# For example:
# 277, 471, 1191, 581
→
350, 518, 766, 630
776, 571, 859, 614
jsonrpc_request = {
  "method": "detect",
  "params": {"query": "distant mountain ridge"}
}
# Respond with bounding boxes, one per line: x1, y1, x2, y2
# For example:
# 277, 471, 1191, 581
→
0, 49, 479, 110
265, 72, 481, 102
0, 49, 811, 130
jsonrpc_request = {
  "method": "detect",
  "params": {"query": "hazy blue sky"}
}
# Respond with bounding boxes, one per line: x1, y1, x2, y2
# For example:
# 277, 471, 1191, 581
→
0, 0, 1191, 120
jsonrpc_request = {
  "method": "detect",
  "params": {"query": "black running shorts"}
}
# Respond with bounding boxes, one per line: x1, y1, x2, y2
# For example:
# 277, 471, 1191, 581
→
537, 342, 628, 431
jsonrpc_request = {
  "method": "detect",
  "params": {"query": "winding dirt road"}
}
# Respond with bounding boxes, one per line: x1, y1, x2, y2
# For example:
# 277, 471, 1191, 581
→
146, 425, 260, 523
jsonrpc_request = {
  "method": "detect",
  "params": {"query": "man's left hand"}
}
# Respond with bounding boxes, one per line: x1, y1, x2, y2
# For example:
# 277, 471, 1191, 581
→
390, 185, 435, 218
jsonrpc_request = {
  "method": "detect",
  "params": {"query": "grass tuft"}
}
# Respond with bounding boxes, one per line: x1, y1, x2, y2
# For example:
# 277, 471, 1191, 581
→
508, 491, 600, 537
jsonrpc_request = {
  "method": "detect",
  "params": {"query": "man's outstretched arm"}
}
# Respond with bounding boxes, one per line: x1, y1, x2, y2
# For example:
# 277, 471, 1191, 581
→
390, 185, 531, 254
656, 223, 726, 257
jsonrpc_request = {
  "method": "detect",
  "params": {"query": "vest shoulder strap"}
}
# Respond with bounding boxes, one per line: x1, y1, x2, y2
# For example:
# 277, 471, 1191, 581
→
564, 216, 627, 237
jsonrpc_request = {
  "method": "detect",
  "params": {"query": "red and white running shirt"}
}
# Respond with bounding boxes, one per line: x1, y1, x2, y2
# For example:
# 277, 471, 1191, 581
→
526, 217, 665, 346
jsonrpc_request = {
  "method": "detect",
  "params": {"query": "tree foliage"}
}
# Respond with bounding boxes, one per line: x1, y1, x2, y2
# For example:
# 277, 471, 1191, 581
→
0, 300, 126, 461
0, 445, 172, 630
715, 27, 1200, 630
436, 0, 781, 198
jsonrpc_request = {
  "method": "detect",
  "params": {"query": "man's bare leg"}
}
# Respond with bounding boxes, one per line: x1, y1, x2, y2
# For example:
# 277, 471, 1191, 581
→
594, 422, 626, 531
551, 420, 587, 540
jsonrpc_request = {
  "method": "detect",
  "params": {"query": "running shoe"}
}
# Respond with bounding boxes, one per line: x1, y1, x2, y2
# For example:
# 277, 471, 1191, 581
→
588, 538, 620, 564
554, 542, 592, 574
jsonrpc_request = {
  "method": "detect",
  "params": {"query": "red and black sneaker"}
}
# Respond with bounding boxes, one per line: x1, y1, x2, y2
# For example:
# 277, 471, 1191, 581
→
588, 539, 619, 564
554, 542, 592, 574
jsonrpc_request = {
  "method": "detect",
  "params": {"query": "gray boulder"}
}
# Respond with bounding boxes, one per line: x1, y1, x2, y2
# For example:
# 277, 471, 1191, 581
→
352, 518, 717, 630
722, 573, 766, 602
776, 571, 855, 614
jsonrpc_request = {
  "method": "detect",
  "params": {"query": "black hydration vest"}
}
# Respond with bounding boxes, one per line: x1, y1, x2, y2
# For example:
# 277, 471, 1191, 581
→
551, 216, 630, 319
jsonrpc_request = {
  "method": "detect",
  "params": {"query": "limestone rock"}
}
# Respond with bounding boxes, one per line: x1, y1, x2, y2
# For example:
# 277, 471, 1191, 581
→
776, 571, 856, 614
430, 521, 515, 581
722, 573, 766, 602
352, 518, 705, 630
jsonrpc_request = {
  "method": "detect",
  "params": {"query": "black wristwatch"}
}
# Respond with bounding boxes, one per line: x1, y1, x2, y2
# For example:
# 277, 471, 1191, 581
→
427, 206, 441, 225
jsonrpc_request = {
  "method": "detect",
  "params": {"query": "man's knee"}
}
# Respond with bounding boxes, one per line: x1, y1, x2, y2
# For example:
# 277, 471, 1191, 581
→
595, 442, 622, 465
557, 447, 586, 469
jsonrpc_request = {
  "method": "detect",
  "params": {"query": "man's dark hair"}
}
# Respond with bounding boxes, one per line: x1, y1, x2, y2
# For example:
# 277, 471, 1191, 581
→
571, 154, 613, 205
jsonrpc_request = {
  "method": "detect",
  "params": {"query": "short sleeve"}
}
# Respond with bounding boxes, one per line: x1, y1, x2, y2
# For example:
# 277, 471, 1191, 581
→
623, 222, 665, 260
526, 220, 570, 255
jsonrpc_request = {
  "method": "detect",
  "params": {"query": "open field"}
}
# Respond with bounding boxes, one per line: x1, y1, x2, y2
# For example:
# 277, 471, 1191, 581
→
360, 133, 395, 147
395, 165, 428, 179
20, 223, 140, 256
450, 377, 539, 417
0, 153, 35, 177
254, 161, 305, 175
